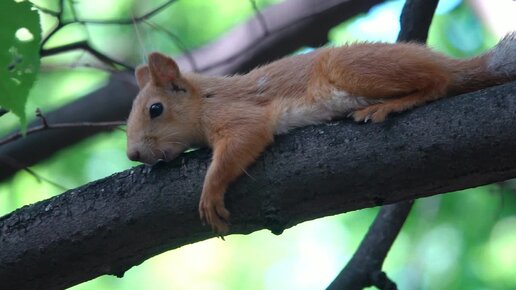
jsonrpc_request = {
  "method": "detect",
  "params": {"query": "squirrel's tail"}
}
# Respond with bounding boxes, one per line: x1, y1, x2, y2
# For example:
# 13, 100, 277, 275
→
447, 32, 516, 96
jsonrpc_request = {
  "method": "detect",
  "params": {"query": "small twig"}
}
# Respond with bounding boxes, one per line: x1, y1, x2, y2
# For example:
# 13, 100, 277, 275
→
0, 156, 68, 191
35, 108, 49, 128
0, 121, 126, 146
40, 0, 66, 48
62, 0, 178, 25
40, 41, 134, 70
143, 20, 199, 71
249, 0, 269, 36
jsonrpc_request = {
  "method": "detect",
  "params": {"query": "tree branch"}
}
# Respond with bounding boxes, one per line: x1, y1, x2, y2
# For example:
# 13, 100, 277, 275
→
397, 0, 440, 43
1, 82, 516, 289
40, 41, 134, 70
0, 0, 385, 181
327, 201, 413, 290
61, 0, 179, 25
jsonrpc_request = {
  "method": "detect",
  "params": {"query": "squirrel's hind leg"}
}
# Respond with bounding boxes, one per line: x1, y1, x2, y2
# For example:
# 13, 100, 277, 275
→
315, 45, 451, 122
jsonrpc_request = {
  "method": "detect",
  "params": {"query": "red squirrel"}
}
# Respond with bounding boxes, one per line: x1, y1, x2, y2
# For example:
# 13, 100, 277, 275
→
126, 34, 516, 233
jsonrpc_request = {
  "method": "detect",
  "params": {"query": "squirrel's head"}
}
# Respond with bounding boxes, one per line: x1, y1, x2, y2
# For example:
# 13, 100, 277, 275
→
126, 52, 204, 165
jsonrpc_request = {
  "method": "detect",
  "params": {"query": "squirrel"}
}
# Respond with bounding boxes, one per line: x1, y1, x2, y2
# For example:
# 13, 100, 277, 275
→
126, 33, 516, 234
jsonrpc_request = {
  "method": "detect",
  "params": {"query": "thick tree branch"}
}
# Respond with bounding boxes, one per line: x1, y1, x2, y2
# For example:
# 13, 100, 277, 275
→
1, 82, 516, 289
0, 0, 384, 182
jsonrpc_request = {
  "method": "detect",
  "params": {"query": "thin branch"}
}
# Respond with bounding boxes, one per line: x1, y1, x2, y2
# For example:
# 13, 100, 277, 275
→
62, 0, 179, 25
0, 121, 126, 146
0, 156, 68, 191
35, 108, 49, 128
249, 0, 270, 36
327, 202, 414, 290
143, 20, 199, 71
40, 0, 66, 48
37, 0, 178, 70
40, 41, 134, 70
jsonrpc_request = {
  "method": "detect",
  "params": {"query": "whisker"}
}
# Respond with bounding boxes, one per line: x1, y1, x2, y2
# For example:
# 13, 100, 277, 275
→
240, 167, 256, 181
159, 149, 167, 160
149, 147, 157, 159
162, 141, 189, 147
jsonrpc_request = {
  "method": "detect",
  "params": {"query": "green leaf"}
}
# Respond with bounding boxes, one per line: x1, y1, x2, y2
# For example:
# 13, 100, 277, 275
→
0, 0, 41, 130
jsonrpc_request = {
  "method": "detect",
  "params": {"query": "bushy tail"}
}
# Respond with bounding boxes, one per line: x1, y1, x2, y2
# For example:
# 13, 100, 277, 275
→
487, 32, 516, 77
447, 32, 516, 96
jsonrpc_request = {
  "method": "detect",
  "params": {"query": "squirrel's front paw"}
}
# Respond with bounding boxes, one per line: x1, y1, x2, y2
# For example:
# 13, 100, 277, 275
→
352, 104, 390, 123
199, 194, 231, 234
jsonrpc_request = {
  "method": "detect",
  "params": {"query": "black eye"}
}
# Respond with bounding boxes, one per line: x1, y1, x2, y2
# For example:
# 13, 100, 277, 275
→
149, 103, 163, 119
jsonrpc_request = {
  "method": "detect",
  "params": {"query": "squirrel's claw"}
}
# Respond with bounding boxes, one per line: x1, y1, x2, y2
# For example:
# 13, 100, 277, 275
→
199, 193, 230, 235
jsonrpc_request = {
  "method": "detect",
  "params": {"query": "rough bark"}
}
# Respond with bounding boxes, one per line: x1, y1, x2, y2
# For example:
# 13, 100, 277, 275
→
1, 82, 516, 289
0, 0, 384, 181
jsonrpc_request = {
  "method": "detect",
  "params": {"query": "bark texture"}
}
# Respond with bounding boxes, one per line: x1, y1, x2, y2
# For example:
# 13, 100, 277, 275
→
1, 82, 516, 289
0, 0, 384, 181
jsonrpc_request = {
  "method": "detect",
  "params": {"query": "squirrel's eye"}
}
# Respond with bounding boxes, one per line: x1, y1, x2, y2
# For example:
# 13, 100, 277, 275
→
149, 103, 163, 119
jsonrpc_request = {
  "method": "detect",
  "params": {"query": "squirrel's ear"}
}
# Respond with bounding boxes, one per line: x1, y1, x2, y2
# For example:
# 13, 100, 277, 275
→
148, 52, 181, 86
135, 64, 150, 89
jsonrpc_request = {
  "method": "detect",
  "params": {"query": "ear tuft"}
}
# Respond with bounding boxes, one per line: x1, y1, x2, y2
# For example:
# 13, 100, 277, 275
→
135, 64, 150, 89
148, 52, 181, 86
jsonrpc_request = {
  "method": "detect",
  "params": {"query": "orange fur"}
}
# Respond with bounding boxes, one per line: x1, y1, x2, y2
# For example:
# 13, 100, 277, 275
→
127, 38, 516, 233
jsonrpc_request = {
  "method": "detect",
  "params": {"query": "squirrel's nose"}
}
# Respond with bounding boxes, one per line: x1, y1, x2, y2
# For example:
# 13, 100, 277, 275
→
127, 149, 140, 161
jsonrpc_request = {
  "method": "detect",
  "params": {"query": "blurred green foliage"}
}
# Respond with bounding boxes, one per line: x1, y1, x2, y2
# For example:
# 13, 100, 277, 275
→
0, 0, 41, 130
1, 0, 515, 289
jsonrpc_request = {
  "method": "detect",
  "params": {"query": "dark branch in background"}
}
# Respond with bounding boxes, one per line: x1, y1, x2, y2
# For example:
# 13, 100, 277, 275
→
173, 0, 385, 74
1, 82, 516, 289
0, 109, 8, 118
327, 202, 414, 290
0, 0, 385, 182
328, 0, 440, 289
397, 0, 440, 43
